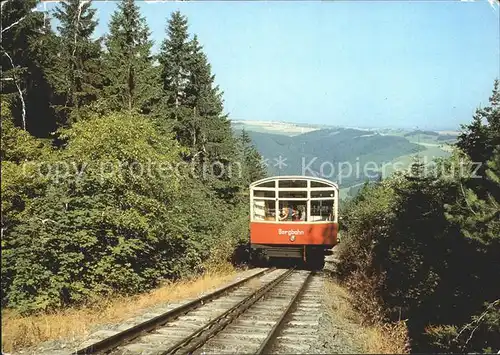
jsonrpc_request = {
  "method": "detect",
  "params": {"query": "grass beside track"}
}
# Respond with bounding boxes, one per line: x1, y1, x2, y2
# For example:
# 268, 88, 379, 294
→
2, 264, 237, 353
324, 280, 409, 354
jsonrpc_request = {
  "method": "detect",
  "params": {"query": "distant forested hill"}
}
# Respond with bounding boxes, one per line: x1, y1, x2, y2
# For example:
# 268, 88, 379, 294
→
233, 127, 425, 188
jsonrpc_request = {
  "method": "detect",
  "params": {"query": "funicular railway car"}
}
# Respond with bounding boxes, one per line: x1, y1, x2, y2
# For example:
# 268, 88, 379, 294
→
250, 176, 339, 269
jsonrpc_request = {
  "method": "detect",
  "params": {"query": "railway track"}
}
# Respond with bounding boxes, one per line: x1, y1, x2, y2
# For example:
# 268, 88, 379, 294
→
72, 267, 324, 355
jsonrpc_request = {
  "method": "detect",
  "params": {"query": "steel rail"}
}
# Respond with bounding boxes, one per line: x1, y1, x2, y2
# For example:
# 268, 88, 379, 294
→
161, 268, 297, 355
71, 268, 272, 355
255, 271, 313, 354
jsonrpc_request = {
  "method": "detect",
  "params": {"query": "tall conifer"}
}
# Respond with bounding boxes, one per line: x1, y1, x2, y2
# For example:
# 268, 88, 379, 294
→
1, 0, 56, 136
158, 11, 191, 111
102, 0, 159, 113
48, 0, 102, 125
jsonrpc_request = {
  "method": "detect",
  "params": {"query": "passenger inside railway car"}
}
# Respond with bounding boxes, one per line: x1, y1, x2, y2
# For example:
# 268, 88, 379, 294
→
279, 204, 292, 221
265, 201, 276, 221
278, 205, 287, 221
298, 206, 306, 221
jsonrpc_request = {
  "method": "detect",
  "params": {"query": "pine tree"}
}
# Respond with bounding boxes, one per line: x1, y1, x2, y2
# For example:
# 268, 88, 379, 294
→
1, 0, 57, 137
184, 36, 223, 117
102, 0, 159, 113
48, 0, 102, 125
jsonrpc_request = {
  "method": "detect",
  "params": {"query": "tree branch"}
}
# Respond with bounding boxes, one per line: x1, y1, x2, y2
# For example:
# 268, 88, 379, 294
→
455, 299, 500, 346
1, 6, 37, 32
1, 47, 26, 130
2, 16, 27, 34
72, 0, 90, 58
460, 182, 478, 216
466, 299, 500, 345
0, 0, 11, 11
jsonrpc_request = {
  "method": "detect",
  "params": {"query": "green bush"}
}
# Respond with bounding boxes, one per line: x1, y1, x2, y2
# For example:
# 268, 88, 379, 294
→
338, 156, 500, 352
2, 112, 200, 312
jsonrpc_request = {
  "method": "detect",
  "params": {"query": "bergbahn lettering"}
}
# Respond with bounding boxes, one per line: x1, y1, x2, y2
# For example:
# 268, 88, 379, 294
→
278, 228, 305, 236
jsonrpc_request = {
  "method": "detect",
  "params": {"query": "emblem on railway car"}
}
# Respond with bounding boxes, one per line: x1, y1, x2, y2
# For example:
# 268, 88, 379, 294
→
290, 235, 296, 242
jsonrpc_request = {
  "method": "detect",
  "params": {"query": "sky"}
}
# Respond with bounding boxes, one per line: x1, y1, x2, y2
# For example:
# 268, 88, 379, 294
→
40, 0, 499, 130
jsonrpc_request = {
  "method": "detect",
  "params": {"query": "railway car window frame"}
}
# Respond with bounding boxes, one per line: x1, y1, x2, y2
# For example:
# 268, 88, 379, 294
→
278, 190, 308, 199
310, 190, 336, 199
279, 180, 307, 188
250, 177, 339, 223
254, 190, 276, 199
310, 199, 334, 221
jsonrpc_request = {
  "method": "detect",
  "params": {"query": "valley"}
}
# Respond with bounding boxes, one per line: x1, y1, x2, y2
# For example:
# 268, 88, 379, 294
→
232, 120, 458, 198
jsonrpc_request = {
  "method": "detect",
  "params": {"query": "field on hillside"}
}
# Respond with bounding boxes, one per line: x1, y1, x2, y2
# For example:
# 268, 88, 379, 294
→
231, 120, 324, 136
378, 145, 452, 178
233, 121, 457, 197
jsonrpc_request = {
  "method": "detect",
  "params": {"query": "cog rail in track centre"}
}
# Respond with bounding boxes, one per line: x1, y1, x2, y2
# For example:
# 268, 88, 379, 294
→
255, 271, 313, 354
188, 269, 314, 355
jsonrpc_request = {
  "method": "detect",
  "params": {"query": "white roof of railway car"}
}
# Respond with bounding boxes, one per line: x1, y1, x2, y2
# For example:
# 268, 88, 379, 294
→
250, 175, 339, 190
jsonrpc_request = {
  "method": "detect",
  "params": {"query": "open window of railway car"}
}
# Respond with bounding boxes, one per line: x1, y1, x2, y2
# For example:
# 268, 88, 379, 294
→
277, 200, 307, 221
252, 188, 276, 221
310, 200, 334, 221
253, 199, 276, 221
253, 190, 275, 198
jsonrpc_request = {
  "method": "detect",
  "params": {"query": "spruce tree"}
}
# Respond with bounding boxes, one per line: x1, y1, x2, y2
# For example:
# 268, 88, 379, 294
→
185, 36, 223, 117
102, 0, 159, 113
48, 0, 102, 125
158, 11, 191, 111
238, 129, 267, 185
450, 80, 500, 243
456, 79, 500, 178
158, 12, 236, 162
445, 151, 500, 247
183, 35, 234, 161
157, 11, 248, 201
